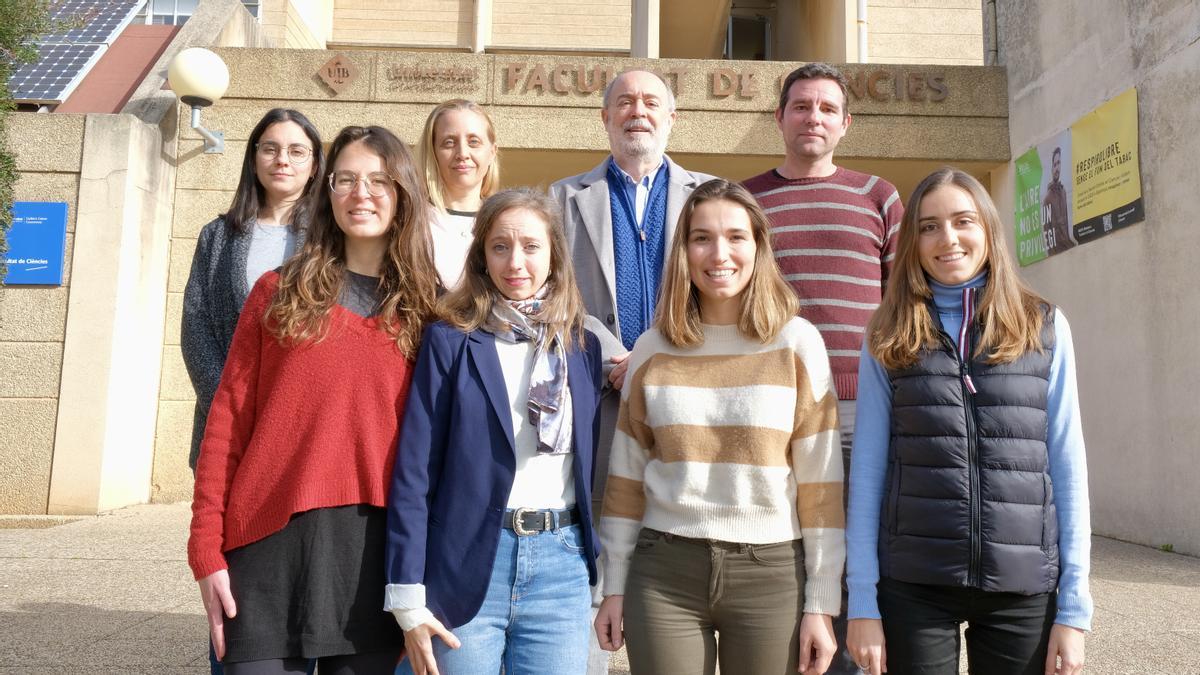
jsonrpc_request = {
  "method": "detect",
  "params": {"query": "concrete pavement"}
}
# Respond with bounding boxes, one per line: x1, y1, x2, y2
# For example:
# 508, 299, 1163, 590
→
1, 503, 1197, 673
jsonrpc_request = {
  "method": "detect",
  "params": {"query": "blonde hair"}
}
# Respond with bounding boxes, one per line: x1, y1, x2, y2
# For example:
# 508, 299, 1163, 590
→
267, 126, 439, 358
868, 167, 1047, 369
418, 99, 500, 212
439, 188, 587, 349
656, 179, 799, 348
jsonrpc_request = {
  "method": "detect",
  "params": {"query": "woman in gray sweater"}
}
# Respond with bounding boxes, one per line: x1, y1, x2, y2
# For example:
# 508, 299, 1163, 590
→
181, 108, 325, 471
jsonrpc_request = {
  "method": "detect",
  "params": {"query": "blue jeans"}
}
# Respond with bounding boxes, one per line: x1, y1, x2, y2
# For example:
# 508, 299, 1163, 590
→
397, 523, 592, 675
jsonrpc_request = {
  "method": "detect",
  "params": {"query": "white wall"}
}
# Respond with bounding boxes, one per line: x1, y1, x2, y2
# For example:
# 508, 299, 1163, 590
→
990, 1, 1200, 554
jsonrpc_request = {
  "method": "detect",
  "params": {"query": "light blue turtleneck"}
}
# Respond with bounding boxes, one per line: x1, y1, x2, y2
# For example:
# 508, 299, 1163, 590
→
845, 272, 1093, 630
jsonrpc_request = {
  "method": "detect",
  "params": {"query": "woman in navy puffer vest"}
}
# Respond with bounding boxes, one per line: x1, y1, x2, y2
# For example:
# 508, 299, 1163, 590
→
845, 168, 1091, 675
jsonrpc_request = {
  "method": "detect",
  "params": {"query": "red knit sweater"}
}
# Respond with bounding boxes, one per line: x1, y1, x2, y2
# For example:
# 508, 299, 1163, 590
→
744, 167, 903, 400
188, 272, 414, 579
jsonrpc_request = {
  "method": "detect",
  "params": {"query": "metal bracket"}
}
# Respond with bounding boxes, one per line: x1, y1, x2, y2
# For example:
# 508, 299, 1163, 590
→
190, 105, 225, 154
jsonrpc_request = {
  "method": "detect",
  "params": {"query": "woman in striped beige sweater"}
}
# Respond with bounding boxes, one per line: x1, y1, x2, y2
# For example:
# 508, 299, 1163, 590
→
594, 179, 846, 675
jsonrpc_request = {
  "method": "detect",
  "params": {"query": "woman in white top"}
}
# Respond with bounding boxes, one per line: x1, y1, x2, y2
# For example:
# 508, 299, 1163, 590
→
417, 99, 500, 289
385, 188, 603, 675
594, 179, 844, 675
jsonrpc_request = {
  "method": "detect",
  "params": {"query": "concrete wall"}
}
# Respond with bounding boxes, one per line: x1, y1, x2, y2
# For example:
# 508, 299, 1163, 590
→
0, 0, 273, 516
326, 0, 630, 53
659, 0, 729, 60
0, 115, 84, 515
989, 0, 1200, 554
261, 0, 330, 48
124, 0, 270, 126
331, 0, 473, 49
868, 0, 982, 65
48, 114, 175, 515
491, 0, 631, 52
1, 113, 176, 516
291, 0, 333, 47
153, 120, 233, 503
776, 0, 856, 63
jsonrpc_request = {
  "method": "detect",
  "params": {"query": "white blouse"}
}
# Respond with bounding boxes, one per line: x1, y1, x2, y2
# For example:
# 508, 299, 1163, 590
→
428, 208, 475, 289
494, 338, 575, 509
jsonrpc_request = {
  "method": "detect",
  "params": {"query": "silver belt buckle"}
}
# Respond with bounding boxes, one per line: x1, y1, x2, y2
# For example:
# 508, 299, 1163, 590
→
512, 507, 537, 536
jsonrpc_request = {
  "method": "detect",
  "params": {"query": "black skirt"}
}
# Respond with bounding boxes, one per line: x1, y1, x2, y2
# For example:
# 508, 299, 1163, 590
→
222, 504, 403, 663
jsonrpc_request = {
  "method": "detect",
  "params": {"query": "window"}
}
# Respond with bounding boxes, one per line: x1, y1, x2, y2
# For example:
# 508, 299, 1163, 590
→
135, 0, 259, 25
725, 14, 771, 61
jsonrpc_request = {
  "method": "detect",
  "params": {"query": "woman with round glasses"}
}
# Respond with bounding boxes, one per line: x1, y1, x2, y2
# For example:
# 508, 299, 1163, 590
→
182, 108, 324, 476
418, 99, 500, 288
188, 125, 440, 674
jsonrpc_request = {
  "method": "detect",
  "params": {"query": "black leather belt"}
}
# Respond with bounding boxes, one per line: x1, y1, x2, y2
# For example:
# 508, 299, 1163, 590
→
503, 507, 577, 536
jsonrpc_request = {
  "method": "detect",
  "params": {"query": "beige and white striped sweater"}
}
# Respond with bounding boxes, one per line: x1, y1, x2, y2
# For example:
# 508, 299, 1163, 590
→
599, 318, 845, 615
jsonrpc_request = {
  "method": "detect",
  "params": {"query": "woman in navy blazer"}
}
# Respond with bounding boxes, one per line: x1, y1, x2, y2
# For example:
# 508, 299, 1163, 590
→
385, 188, 603, 675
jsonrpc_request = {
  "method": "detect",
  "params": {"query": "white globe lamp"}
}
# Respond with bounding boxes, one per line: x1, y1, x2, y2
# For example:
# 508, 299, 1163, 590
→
168, 48, 231, 153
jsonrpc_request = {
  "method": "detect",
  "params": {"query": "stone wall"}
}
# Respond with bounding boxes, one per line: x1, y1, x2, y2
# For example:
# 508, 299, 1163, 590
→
0, 115, 84, 515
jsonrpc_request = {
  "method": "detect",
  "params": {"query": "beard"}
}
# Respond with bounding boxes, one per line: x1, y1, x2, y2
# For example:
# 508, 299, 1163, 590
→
612, 120, 669, 159
617, 135, 662, 158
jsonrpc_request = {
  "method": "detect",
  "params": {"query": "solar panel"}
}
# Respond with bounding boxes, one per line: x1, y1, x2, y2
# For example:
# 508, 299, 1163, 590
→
43, 0, 143, 45
10, 44, 104, 104
8, 0, 145, 105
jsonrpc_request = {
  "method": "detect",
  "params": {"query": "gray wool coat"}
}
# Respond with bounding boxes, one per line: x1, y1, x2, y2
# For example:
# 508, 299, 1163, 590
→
548, 155, 715, 512
180, 216, 304, 470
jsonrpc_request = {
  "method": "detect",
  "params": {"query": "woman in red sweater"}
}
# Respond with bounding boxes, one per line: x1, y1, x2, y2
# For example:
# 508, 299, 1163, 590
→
188, 125, 439, 674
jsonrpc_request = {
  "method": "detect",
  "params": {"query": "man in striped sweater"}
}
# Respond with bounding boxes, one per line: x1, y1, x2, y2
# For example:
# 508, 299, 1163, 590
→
744, 62, 903, 675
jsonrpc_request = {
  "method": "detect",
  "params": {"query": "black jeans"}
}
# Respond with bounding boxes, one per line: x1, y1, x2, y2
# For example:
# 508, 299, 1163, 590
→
878, 578, 1055, 675
829, 399, 862, 675
222, 652, 396, 675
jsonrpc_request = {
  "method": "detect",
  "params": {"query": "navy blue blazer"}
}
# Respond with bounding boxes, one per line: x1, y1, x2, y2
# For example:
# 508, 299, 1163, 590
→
386, 321, 603, 629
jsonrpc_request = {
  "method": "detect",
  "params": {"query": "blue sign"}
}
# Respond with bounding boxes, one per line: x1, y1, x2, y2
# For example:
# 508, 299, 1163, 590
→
4, 202, 68, 285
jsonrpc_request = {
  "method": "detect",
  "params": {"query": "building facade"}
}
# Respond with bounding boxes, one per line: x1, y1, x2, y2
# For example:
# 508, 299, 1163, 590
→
9, 0, 1194, 562
987, 0, 1200, 556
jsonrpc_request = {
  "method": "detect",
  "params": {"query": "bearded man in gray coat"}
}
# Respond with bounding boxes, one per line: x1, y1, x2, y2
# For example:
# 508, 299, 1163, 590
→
549, 69, 715, 675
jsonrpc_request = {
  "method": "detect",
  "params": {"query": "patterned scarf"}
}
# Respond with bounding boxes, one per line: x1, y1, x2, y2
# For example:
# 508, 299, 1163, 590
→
482, 288, 574, 455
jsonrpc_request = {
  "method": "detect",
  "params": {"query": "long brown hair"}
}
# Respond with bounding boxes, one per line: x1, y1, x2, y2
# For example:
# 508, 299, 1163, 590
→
224, 108, 324, 233
266, 126, 439, 357
867, 167, 1047, 369
439, 188, 587, 349
418, 99, 501, 212
656, 179, 799, 348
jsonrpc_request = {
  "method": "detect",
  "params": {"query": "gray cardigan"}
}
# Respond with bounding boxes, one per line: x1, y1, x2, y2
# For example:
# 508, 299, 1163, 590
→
180, 216, 304, 469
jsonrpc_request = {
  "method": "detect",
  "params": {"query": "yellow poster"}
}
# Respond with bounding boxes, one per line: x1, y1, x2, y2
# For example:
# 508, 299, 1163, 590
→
1069, 87, 1143, 242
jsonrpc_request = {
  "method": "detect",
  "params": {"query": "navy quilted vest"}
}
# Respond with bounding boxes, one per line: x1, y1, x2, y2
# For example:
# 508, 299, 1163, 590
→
878, 304, 1059, 595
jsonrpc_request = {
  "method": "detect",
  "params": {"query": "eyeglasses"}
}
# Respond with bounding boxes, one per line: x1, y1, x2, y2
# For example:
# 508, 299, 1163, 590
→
328, 171, 395, 197
256, 142, 313, 164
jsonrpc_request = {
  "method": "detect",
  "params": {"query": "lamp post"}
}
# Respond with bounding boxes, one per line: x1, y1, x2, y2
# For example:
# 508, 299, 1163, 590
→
167, 48, 230, 154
